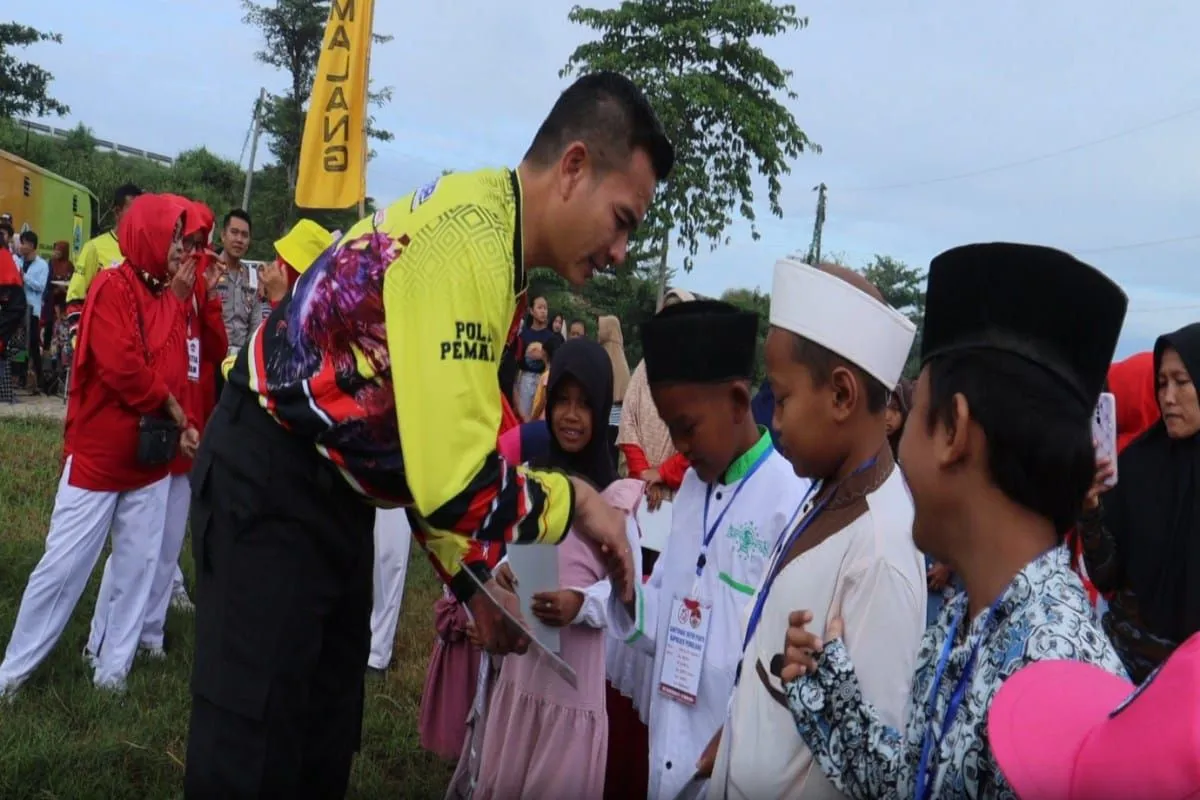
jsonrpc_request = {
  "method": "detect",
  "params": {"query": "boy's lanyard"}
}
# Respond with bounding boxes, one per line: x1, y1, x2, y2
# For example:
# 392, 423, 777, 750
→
693, 446, 772, 594
735, 456, 877, 685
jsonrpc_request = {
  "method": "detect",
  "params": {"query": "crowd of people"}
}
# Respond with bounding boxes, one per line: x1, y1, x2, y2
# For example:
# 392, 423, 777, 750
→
0, 70, 1196, 800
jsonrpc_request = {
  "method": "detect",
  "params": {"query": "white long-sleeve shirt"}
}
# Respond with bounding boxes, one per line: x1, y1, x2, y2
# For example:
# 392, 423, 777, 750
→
608, 431, 808, 800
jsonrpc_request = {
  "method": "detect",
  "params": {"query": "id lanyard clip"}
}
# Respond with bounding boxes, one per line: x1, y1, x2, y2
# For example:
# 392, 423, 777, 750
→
693, 445, 772, 594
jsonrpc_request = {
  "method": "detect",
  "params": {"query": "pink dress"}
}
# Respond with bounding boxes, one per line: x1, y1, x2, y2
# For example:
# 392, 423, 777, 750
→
418, 590, 482, 761
474, 479, 642, 800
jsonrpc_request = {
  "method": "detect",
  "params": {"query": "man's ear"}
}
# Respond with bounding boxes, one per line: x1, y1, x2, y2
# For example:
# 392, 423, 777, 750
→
557, 141, 590, 200
934, 392, 972, 469
828, 365, 859, 423
730, 380, 753, 422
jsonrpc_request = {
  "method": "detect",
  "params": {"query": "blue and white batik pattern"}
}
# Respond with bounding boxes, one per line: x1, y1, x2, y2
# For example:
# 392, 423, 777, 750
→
785, 547, 1126, 800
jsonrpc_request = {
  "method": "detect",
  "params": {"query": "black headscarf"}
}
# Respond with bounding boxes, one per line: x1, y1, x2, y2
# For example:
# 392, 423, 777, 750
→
1104, 322, 1200, 641
538, 337, 619, 490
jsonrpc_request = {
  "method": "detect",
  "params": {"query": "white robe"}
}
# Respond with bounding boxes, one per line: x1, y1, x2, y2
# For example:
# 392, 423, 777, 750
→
711, 463, 926, 800
608, 445, 809, 800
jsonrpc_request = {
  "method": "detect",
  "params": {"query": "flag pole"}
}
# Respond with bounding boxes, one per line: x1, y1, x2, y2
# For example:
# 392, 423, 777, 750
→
358, 0, 375, 219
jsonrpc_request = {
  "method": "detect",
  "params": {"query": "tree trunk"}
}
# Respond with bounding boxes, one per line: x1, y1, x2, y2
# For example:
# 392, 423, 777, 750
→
655, 238, 670, 311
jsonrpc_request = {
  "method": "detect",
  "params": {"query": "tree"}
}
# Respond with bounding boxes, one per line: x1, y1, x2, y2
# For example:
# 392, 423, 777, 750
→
0, 23, 69, 119
859, 254, 926, 378
721, 286, 770, 385
242, 0, 394, 195
561, 0, 820, 297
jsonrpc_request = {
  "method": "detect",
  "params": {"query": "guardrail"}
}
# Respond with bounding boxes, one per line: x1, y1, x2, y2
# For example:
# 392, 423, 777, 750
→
15, 119, 175, 167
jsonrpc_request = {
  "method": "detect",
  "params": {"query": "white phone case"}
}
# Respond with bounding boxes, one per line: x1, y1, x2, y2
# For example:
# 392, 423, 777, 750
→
1092, 392, 1118, 487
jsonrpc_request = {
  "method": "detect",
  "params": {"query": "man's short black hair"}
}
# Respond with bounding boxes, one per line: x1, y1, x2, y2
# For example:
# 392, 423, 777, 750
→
790, 333, 890, 414
568, 318, 586, 330
925, 348, 1095, 535
223, 208, 252, 232
19, 230, 38, 248
525, 71, 674, 181
0, 223, 12, 239
113, 183, 143, 209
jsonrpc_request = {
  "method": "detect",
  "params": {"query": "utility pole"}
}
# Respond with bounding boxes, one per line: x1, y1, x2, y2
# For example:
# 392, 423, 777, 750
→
805, 182, 827, 265
241, 88, 268, 212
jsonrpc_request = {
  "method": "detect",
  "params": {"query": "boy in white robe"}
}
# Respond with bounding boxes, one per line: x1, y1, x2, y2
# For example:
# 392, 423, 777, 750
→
708, 261, 927, 799
606, 300, 809, 800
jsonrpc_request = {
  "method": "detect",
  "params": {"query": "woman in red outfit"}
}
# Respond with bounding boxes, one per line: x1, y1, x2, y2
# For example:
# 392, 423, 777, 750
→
0, 194, 196, 696
86, 198, 227, 663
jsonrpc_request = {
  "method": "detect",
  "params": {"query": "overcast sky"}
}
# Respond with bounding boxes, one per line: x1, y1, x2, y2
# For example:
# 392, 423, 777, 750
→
16, 0, 1200, 356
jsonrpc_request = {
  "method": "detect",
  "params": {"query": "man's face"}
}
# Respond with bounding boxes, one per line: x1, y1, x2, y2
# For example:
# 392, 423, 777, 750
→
17, 239, 35, 260
568, 321, 586, 339
899, 367, 952, 558
223, 216, 251, 259
548, 145, 657, 286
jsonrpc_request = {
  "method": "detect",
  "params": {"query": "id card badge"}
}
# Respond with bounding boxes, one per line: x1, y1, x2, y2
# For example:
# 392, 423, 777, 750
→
659, 595, 713, 706
187, 337, 201, 382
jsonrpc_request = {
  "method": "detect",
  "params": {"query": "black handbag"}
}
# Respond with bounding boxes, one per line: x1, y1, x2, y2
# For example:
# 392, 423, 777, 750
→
121, 272, 179, 466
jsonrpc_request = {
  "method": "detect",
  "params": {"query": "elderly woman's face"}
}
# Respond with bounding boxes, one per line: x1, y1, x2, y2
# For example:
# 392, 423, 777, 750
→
1158, 347, 1200, 439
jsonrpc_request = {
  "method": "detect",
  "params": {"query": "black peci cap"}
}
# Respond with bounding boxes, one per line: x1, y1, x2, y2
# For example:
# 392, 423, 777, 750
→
921, 242, 1128, 409
641, 300, 759, 385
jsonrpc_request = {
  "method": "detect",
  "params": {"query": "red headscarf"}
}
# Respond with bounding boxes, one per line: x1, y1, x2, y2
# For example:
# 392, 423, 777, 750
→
1108, 351, 1160, 452
118, 194, 187, 288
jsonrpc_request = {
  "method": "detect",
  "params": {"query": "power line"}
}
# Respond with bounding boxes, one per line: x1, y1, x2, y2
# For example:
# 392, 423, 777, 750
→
1073, 233, 1200, 255
841, 103, 1200, 193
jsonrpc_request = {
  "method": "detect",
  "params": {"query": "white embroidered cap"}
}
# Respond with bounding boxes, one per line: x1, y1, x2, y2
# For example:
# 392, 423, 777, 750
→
769, 257, 917, 389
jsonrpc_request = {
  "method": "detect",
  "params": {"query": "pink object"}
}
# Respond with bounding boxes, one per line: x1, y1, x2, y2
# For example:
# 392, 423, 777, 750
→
988, 632, 1200, 800
497, 425, 522, 464
474, 480, 641, 800
418, 591, 482, 761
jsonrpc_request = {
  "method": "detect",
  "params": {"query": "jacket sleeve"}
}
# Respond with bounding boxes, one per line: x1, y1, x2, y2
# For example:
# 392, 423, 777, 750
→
66, 240, 100, 341
87, 276, 170, 415
620, 443, 651, 478
198, 290, 228, 364
384, 208, 575, 602
659, 452, 690, 489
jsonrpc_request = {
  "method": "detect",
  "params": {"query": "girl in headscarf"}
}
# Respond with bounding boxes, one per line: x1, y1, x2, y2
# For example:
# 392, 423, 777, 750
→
597, 315, 632, 462
41, 241, 72, 347
472, 338, 642, 800
1081, 323, 1200, 682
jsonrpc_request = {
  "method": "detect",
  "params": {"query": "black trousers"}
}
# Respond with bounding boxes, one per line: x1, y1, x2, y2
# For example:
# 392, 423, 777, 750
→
24, 313, 41, 388
184, 388, 375, 799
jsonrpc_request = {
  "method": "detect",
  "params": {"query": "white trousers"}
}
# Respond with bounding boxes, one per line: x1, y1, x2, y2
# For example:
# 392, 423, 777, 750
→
369, 508, 412, 670
88, 473, 190, 655
0, 459, 169, 691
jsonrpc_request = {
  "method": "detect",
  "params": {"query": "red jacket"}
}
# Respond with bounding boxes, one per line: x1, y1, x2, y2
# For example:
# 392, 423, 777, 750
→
169, 200, 226, 475
64, 195, 191, 492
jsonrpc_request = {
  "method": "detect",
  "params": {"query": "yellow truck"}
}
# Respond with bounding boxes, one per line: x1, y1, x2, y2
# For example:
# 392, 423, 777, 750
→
0, 149, 97, 260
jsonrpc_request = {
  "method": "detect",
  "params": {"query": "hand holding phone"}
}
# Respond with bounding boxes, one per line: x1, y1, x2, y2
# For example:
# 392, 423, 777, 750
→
1092, 392, 1118, 489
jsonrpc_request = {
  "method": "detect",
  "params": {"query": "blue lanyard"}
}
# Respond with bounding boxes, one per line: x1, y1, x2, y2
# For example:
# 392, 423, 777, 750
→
696, 445, 773, 578
912, 595, 1003, 800
735, 456, 877, 680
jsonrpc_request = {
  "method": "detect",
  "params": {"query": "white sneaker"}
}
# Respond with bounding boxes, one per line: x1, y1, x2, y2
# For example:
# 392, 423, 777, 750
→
82, 645, 98, 669
170, 591, 195, 613
0, 679, 21, 703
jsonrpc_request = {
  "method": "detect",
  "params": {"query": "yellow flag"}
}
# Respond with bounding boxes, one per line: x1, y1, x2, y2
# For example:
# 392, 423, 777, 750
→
295, 0, 374, 210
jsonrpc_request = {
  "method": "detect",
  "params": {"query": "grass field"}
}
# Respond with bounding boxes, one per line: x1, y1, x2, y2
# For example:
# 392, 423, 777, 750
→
0, 417, 454, 799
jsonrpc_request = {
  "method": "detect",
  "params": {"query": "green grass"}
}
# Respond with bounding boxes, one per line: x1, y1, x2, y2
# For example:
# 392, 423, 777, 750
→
0, 417, 454, 799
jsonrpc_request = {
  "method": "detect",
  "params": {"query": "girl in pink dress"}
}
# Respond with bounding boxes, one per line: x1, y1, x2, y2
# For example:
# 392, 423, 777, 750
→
473, 338, 642, 800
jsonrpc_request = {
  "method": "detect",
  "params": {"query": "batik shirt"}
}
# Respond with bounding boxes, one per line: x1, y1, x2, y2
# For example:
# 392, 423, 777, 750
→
785, 547, 1127, 799
225, 168, 573, 601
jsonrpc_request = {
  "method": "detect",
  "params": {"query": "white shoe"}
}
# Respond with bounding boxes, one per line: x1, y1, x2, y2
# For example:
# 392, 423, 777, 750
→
170, 591, 194, 613
138, 645, 167, 661
82, 645, 98, 669
93, 677, 127, 694
0, 679, 21, 703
